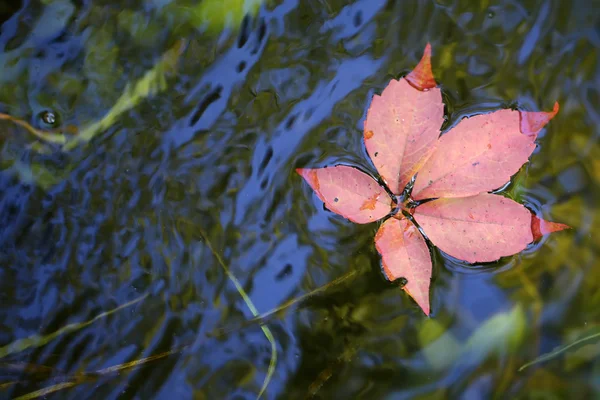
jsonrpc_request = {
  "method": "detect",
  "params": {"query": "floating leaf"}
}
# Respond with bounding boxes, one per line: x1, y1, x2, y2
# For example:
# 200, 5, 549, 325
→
412, 106, 558, 200
364, 45, 443, 194
297, 43, 567, 314
296, 166, 392, 224
414, 194, 533, 263
375, 218, 431, 314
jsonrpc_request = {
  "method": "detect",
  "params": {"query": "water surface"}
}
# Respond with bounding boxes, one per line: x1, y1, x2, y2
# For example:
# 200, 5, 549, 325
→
0, 0, 599, 398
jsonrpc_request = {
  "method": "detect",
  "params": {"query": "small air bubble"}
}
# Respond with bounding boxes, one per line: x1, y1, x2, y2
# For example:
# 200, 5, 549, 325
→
374, 152, 379, 157
43, 112, 55, 124
487, 11, 495, 18
39, 110, 59, 127
334, 197, 339, 202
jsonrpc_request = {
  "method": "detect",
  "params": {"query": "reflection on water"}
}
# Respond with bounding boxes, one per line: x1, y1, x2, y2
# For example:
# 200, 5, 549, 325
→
0, 0, 599, 398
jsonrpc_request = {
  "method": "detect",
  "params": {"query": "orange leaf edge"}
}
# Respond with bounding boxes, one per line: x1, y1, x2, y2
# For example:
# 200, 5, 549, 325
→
405, 43, 436, 90
519, 101, 559, 137
531, 214, 570, 241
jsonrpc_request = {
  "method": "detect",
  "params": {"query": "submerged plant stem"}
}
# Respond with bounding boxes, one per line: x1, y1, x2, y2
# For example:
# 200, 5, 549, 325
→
197, 226, 276, 400
0, 113, 67, 144
519, 331, 600, 371
64, 39, 187, 150
306, 339, 360, 399
210, 269, 360, 337
10, 346, 186, 400
8, 246, 359, 399
14, 381, 78, 400
254, 269, 359, 322
0, 294, 147, 360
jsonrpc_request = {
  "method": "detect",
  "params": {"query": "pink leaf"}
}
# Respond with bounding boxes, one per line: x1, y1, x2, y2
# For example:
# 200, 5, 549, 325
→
414, 193, 533, 263
375, 218, 432, 315
364, 45, 444, 195
296, 166, 392, 224
412, 105, 558, 200
531, 214, 570, 241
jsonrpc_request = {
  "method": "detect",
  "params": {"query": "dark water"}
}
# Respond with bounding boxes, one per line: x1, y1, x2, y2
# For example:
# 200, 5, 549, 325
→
0, 0, 598, 398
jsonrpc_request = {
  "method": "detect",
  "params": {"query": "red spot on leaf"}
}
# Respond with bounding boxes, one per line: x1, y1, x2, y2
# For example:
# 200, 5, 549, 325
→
365, 130, 374, 139
406, 43, 436, 90
531, 214, 570, 241
520, 101, 559, 137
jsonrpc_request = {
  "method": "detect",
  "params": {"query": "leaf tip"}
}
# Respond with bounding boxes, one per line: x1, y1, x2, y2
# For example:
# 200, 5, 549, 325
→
296, 167, 311, 178
419, 300, 431, 316
405, 43, 436, 90
404, 286, 430, 315
531, 214, 570, 241
296, 168, 320, 191
519, 101, 560, 137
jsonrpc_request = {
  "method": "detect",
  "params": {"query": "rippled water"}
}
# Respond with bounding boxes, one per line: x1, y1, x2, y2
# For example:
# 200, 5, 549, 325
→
0, 0, 599, 398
